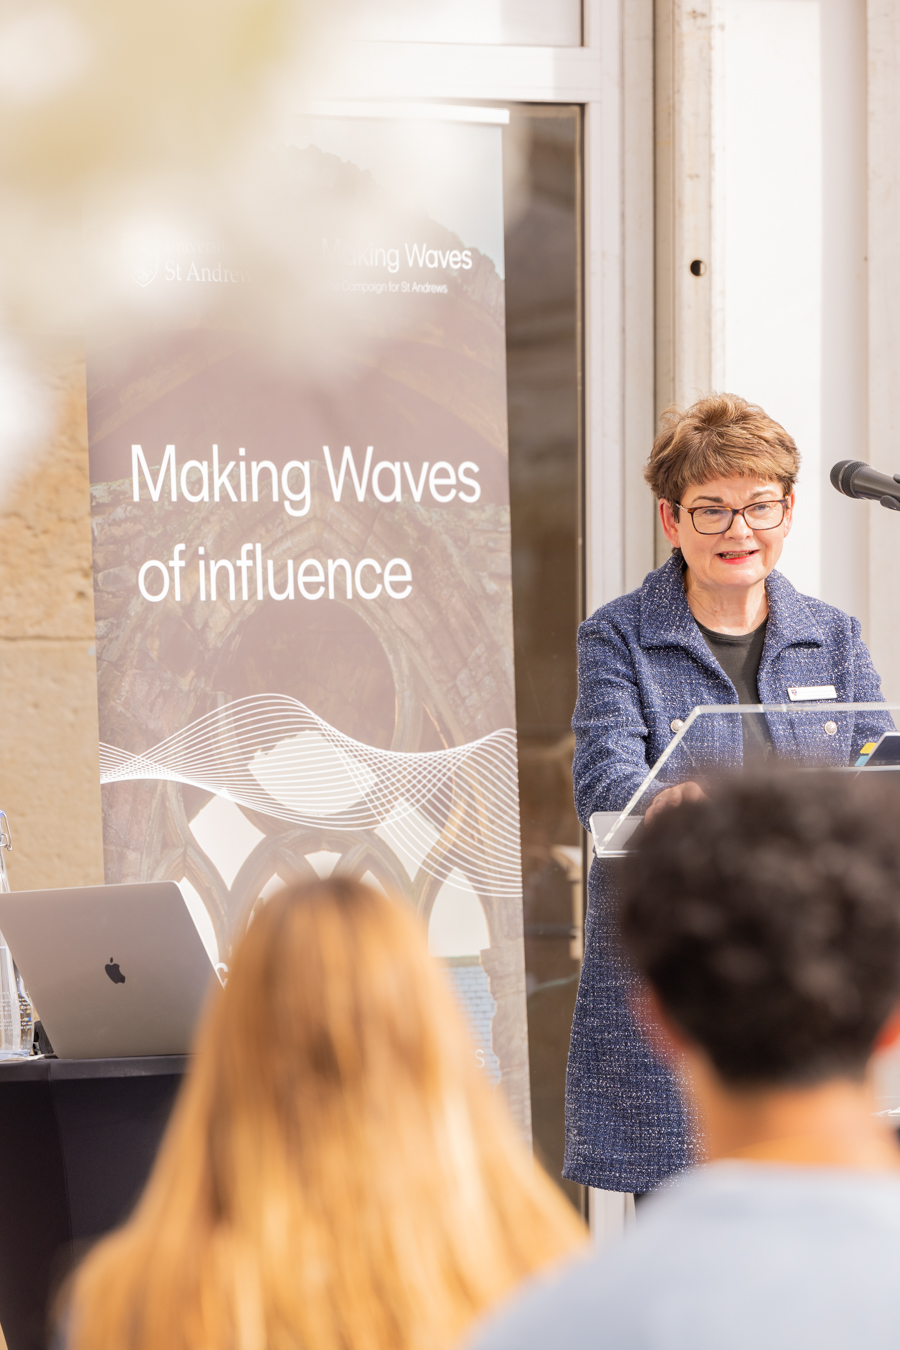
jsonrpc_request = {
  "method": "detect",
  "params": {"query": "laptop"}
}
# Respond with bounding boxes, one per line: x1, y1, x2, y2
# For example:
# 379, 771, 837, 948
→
0, 881, 217, 1059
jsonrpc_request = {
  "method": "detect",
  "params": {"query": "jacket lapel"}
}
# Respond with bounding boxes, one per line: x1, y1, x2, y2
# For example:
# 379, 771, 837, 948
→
760, 568, 826, 668
639, 557, 825, 677
638, 554, 728, 680
635, 557, 829, 763
757, 571, 829, 756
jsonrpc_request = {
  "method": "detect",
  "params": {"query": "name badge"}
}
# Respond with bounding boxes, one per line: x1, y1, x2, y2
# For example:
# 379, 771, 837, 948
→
787, 684, 837, 702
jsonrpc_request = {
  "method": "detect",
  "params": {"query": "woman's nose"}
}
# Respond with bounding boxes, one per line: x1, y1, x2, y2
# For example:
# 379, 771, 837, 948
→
724, 510, 753, 539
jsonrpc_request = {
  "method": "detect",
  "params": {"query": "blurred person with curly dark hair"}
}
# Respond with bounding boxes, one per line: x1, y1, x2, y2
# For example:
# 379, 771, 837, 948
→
470, 771, 900, 1350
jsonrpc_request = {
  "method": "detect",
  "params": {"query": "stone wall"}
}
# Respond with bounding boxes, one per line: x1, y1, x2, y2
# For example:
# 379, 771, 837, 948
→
0, 352, 104, 890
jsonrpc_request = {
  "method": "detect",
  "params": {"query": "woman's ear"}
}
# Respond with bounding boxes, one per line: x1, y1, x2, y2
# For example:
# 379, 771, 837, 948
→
783, 490, 795, 538
659, 499, 681, 548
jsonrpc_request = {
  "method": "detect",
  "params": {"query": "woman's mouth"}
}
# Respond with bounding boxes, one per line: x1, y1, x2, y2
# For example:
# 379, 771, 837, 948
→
716, 549, 758, 562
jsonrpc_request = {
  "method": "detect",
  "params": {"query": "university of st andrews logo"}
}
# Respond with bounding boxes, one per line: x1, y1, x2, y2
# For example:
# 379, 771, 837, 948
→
124, 233, 159, 287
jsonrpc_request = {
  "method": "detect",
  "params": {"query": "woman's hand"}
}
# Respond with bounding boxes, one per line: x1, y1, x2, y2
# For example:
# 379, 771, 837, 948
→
643, 781, 707, 823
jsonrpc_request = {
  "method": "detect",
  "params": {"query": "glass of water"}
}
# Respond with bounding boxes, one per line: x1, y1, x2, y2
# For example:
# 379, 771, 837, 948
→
0, 813, 33, 1057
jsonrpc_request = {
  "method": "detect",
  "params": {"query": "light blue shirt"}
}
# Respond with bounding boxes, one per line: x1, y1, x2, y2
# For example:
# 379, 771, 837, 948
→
467, 1162, 900, 1350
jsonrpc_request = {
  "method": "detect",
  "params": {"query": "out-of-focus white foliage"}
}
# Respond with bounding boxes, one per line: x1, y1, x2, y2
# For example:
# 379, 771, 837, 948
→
0, 339, 52, 489
0, 0, 300, 191
0, 0, 310, 472
0, 2, 92, 108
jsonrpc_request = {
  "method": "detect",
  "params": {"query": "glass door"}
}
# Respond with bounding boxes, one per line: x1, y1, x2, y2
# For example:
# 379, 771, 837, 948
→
504, 105, 584, 1210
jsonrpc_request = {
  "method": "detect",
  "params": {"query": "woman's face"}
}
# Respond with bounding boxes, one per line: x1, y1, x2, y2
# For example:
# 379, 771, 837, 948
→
659, 475, 794, 593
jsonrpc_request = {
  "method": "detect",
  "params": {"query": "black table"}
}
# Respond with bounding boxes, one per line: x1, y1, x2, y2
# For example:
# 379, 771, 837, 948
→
0, 1056, 188, 1350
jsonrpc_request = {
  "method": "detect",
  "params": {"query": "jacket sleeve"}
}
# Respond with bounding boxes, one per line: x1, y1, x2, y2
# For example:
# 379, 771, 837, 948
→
848, 616, 896, 755
571, 613, 662, 824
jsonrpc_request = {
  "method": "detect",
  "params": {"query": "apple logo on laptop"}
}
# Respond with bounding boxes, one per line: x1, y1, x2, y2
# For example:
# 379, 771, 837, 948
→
105, 958, 126, 985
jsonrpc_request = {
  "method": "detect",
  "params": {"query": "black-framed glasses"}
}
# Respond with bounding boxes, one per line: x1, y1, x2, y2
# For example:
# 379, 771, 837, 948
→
676, 499, 789, 535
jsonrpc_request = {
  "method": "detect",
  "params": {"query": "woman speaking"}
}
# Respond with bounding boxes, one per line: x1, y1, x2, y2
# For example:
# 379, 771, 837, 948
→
564, 394, 893, 1196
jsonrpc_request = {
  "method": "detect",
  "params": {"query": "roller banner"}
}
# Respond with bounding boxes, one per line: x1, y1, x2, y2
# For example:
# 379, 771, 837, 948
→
85, 110, 528, 1128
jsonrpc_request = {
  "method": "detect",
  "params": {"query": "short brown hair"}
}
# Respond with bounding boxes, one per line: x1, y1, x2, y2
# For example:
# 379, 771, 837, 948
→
644, 393, 800, 509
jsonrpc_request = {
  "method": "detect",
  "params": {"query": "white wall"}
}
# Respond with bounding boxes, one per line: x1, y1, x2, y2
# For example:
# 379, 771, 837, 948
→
344, 0, 581, 47
714, 0, 868, 623
867, 0, 900, 704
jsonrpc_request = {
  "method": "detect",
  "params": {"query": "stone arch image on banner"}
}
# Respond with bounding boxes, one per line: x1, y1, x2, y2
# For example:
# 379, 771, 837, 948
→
86, 108, 529, 1131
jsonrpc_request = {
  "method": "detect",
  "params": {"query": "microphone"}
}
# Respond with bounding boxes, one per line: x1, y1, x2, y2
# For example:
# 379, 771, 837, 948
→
830, 460, 900, 512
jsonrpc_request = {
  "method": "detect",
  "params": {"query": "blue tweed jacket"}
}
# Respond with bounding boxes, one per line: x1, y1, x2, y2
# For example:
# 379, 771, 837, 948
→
564, 554, 892, 1193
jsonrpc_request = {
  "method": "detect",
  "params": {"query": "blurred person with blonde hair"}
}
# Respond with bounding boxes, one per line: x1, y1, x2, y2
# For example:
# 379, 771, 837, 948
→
61, 877, 585, 1350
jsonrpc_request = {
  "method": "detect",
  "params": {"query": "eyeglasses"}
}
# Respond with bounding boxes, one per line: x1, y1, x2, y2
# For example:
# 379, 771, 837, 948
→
675, 499, 789, 535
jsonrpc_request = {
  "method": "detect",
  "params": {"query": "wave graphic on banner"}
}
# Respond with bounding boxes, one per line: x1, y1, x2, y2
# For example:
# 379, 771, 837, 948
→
99, 695, 521, 900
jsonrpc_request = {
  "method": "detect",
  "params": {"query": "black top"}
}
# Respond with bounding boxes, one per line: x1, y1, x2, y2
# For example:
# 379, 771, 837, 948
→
695, 617, 774, 759
0, 1055, 189, 1083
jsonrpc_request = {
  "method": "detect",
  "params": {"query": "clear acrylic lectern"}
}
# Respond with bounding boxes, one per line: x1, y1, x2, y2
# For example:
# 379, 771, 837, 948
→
590, 701, 900, 859
586, 700, 900, 1115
